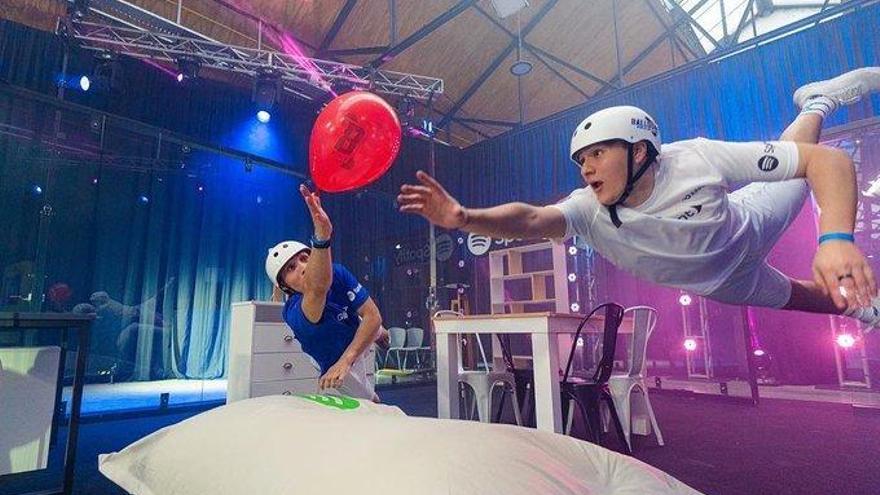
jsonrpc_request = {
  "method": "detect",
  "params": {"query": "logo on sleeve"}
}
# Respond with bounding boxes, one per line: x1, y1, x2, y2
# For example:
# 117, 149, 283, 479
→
676, 204, 703, 220
757, 155, 779, 172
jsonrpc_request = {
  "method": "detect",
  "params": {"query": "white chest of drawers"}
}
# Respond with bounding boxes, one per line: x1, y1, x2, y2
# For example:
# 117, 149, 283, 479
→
227, 301, 321, 403
227, 301, 375, 403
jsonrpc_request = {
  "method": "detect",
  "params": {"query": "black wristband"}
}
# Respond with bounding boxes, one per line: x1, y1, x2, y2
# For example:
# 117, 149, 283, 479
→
310, 235, 331, 249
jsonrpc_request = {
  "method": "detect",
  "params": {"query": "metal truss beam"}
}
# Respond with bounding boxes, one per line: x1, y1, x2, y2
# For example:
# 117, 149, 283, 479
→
65, 19, 444, 99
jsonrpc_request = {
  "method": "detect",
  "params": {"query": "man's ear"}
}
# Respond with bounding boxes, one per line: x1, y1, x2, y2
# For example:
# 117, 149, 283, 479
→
634, 141, 650, 166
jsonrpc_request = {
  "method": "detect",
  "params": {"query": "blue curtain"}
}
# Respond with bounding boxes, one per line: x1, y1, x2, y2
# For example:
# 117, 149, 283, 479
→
0, 21, 317, 380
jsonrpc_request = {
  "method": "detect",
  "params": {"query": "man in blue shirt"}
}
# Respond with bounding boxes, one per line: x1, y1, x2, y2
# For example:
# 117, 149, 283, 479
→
266, 184, 385, 401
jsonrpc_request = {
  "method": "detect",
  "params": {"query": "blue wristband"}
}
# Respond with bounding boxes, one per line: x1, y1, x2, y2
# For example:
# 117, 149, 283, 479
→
818, 232, 855, 244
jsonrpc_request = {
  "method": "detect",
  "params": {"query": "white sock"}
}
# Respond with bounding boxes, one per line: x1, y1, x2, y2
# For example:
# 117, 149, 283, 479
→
799, 95, 838, 120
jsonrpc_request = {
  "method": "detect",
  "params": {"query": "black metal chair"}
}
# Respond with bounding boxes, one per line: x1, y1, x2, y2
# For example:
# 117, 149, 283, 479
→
493, 333, 534, 425
560, 302, 631, 455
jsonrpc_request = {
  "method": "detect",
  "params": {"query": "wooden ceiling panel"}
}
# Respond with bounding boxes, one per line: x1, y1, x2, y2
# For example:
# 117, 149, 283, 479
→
327, 0, 390, 51
382, 8, 510, 100
0, 0, 724, 147
621, 37, 675, 85
393, 0, 460, 41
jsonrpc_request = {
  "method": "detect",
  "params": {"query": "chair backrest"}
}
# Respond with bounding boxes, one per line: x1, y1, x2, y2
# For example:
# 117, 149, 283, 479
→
624, 306, 658, 377
405, 327, 424, 347
562, 302, 625, 385
496, 334, 516, 372
388, 327, 407, 348
432, 310, 490, 371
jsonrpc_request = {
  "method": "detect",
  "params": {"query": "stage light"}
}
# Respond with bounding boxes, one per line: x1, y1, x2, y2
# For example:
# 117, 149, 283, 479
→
570, 302, 580, 312
836, 333, 856, 349
567, 273, 577, 282
679, 294, 692, 306
753, 349, 766, 357
138, 195, 150, 204
68, 0, 90, 18
253, 69, 281, 118
31, 185, 43, 196
684, 338, 697, 351
197, 185, 205, 192
568, 246, 578, 255
176, 56, 200, 83
79, 75, 91, 91
91, 177, 99, 185
395, 244, 402, 250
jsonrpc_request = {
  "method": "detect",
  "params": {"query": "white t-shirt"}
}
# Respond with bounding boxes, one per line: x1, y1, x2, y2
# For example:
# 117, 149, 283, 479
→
550, 138, 800, 295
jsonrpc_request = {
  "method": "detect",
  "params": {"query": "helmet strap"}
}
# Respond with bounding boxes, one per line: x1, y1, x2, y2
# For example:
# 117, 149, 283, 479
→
607, 143, 654, 229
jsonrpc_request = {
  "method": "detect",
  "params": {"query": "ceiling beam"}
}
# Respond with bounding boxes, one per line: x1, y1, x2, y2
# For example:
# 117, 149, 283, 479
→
317, 0, 358, 55
368, 0, 477, 68
324, 45, 389, 57
438, 0, 559, 129
472, 4, 589, 98
454, 117, 519, 128
641, 0, 691, 62
728, 0, 756, 47
667, 0, 720, 51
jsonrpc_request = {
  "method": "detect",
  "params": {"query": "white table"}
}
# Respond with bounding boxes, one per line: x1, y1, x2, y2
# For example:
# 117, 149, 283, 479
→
432, 312, 632, 434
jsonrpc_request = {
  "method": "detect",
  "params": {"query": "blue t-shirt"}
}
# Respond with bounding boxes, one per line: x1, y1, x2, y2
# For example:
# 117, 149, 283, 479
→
282, 263, 370, 374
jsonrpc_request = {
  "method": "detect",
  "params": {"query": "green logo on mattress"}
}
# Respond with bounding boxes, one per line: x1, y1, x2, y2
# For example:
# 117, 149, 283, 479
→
296, 393, 360, 410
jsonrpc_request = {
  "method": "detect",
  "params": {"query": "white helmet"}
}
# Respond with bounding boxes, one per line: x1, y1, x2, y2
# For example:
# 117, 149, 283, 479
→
265, 240, 310, 287
569, 105, 661, 164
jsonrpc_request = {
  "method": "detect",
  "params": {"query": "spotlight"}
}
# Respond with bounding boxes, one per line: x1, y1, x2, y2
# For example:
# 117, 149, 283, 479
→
568, 246, 578, 256
79, 75, 91, 91
91, 177, 99, 185
836, 333, 856, 349
138, 195, 150, 204
175, 56, 200, 83
679, 294, 692, 306
570, 302, 580, 312
395, 244, 402, 250
753, 349, 766, 357
684, 338, 697, 351
396, 96, 415, 127
253, 69, 281, 115
67, 0, 91, 18
91, 51, 119, 92
197, 185, 205, 193
31, 185, 43, 196
256, 110, 271, 123
567, 273, 576, 282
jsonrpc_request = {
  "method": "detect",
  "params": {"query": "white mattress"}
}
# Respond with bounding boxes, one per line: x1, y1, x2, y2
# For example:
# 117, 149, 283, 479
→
99, 394, 702, 495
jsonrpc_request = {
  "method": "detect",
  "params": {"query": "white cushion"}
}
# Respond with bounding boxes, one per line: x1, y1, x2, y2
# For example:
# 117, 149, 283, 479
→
99, 395, 701, 495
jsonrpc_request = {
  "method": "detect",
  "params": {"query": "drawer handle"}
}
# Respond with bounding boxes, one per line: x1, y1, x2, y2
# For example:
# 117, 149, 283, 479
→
282, 362, 293, 370
283, 335, 294, 342
282, 390, 292, 396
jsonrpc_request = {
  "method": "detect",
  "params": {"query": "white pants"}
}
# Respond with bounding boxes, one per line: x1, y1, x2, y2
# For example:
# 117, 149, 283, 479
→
707, 179, 810, 309
309, 351, 378, 402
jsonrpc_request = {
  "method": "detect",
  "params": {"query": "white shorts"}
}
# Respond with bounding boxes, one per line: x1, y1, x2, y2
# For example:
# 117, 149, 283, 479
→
309, 351, 378, 402
706, 179, 810, 309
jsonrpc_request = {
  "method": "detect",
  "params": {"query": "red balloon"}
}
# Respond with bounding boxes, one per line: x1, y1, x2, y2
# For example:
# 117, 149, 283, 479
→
309, 91, 402, 193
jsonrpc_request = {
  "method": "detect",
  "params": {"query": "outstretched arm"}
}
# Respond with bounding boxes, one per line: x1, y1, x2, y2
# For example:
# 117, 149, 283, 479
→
398, 170, 566, 240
